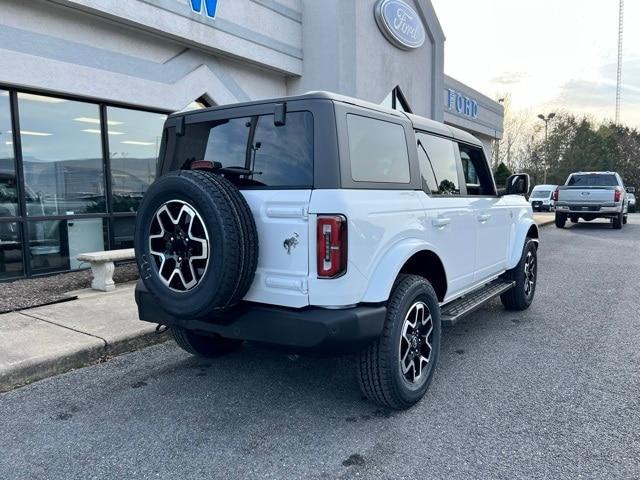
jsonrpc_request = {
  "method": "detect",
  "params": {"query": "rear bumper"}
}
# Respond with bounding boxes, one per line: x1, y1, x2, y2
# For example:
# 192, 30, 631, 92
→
135, 281, 386, 354
555, 203, 621, 215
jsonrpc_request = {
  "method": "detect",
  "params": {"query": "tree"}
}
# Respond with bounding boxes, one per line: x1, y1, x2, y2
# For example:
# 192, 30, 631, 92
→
494, 162, 512, 186
513, 112, 640, 188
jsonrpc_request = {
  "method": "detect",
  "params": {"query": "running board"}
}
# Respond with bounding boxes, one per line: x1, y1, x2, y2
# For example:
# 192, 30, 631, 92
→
441, 280, 515, 326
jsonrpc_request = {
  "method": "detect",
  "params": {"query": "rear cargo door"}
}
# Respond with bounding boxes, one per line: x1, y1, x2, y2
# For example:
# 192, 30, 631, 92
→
170, 105, 316, 307
241, 190, 311, 308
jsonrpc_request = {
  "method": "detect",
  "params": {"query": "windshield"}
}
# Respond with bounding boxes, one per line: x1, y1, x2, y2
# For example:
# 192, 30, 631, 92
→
531, 190, 551, 199
568, 174, 618, 187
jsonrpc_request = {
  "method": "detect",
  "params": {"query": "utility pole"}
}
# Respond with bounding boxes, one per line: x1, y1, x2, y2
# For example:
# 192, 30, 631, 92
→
616, 0, 624, 125
537, 113, 556, 184
495, 98, 505, 170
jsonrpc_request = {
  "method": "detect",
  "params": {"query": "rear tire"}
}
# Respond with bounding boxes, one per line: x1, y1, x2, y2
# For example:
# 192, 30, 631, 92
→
501, 239, 537, 311
613, 211, 623, 229
171, 327, 242, 357
357, 275, 441, 410
555, 212, 567, 228
570, 215, 579, 223
623, 215, 628, 225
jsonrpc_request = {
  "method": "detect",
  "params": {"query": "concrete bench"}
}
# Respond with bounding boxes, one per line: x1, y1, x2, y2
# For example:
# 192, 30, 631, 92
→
76, 248, 135, 292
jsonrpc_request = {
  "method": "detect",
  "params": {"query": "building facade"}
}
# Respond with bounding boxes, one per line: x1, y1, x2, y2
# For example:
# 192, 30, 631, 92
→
0, 0, 503, 280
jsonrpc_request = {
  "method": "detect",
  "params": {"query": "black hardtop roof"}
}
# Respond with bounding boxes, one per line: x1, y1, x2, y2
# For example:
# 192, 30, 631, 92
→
171, 91, 483, 147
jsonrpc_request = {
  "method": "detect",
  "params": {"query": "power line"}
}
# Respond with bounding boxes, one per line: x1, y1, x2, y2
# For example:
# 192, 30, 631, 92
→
616, 0, 624, 125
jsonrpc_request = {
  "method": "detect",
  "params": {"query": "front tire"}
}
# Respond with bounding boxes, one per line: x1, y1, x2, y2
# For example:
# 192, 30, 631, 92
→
555, 212, 567, 228
171, 327, 242, 357
501, 239, 538, 311
357, 275, 441, 410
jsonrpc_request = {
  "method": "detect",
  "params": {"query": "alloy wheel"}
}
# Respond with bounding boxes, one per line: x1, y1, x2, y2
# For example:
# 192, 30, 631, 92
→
399, 301, 434, 383
148, 200, 209, 292
524, 251, 536, 297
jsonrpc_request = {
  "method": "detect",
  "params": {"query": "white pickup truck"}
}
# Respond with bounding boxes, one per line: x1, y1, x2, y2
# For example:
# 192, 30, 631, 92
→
553, 171, 629, 229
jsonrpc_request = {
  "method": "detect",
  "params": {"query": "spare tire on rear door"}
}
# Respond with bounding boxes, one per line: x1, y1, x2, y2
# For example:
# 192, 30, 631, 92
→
135, 170, 258, 318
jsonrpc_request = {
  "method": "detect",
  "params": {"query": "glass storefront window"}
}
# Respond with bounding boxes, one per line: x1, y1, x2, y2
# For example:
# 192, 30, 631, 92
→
0, 221, 23, 279
17, 93, 107, 216
107, 107, 166, 213
28, 218, 106, 273
111, 216, 136, 249
0, 90, 19, 218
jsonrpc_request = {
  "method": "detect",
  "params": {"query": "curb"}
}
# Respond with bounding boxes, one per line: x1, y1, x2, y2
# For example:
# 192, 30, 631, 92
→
0, 325, 168, 393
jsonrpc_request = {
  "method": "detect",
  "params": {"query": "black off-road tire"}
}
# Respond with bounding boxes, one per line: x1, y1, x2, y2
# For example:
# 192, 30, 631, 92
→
501, 239, 537, 311
555, 212, 567, 228
135, 170, 258, 318
171, 327, 242, 357
613, 211, 623, 229
570, 215, 579, 223
623, 215, 628, 225
357, 275, 441, 410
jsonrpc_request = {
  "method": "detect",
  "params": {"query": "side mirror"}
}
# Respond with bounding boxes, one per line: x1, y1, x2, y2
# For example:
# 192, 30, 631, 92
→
626, 186, 635, 193
503, 173, 530, 196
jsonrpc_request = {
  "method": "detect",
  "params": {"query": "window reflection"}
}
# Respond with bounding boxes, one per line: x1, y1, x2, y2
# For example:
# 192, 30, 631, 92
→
0, 221, 23, 279
0, 91, 18, 218
28, 218, 106, 273
18, 93, 107, 216
111, 216, 136, 249
107, 107, 166, 212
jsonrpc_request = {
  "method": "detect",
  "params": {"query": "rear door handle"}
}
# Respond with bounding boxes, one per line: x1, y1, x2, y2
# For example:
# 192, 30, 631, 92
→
477, 214, 491, 223
432, 217, 451, 228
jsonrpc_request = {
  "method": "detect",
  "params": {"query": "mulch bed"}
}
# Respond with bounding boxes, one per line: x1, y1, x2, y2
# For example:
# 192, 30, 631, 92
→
0, 263, 139, 313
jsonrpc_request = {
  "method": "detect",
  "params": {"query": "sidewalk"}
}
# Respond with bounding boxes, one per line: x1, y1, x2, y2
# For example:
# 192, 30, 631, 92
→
0, 283, 167, 392
0, 214, 555, 393
533, 212, 555, 227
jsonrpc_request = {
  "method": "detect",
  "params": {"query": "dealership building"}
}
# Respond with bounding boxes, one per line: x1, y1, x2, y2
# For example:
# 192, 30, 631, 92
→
0, 0, 503, 280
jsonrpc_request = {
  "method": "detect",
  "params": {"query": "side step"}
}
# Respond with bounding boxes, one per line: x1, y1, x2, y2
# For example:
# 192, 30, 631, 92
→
440, 280, 515, 326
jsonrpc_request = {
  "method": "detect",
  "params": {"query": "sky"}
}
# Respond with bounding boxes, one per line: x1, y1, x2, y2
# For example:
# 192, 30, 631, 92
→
431, 0, 640, 128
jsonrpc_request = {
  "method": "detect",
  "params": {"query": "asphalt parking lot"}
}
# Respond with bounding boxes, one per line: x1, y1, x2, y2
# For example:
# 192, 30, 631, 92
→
1, 216, 639, 480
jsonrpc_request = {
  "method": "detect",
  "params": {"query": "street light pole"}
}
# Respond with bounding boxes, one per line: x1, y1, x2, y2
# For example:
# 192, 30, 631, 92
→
537, 113, 556, 184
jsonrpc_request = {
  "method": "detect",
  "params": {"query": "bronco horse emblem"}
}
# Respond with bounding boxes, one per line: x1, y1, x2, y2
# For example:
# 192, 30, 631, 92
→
283, 233, 299, 254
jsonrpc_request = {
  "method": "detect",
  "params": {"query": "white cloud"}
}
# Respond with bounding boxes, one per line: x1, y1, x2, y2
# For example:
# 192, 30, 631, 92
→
431, 0, 640, 128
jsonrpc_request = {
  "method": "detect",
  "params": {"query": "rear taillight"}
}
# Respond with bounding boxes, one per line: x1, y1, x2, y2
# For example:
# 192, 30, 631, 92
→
551, 188, 559, 201
614, 188, 622, 202
317, 215, 347, 278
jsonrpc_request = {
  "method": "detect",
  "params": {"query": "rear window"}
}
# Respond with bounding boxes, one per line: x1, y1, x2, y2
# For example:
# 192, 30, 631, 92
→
531, 190, 551, 198
171, 112, 313, 188
568, 174, 618, 187
347, 114, 410, 183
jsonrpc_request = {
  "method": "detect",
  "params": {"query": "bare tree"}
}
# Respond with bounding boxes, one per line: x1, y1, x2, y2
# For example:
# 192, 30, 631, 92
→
493, 94, 533, 172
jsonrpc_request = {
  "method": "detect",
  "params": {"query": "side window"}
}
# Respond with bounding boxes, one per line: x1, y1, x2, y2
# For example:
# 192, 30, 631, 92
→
458, 144, 495, 196
415, 132, 460, 195
347, 114, 410, 183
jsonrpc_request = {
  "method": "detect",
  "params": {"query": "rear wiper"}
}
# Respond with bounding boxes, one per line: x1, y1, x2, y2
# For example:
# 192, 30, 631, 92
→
216, 166, 262, 176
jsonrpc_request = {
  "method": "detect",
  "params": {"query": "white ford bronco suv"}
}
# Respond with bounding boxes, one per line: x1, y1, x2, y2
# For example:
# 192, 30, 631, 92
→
134, 92, 538, 410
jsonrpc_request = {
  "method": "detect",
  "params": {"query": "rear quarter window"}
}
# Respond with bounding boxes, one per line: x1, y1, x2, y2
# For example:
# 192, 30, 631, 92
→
346, 114, 410, 183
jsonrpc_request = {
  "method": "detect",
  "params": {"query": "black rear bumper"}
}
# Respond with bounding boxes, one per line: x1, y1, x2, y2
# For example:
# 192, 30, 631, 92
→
135, 281, 386, 354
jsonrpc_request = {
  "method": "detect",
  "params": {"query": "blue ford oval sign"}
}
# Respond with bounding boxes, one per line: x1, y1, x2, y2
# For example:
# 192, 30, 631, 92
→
374, 0, 426, 51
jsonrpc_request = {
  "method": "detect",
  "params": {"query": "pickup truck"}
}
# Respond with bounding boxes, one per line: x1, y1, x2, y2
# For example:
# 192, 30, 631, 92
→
553, 171, 629, 229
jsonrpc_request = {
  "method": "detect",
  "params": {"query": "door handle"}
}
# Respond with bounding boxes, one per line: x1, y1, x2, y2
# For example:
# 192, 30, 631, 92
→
477, 214, 491, 223
432, 217, 451, 228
